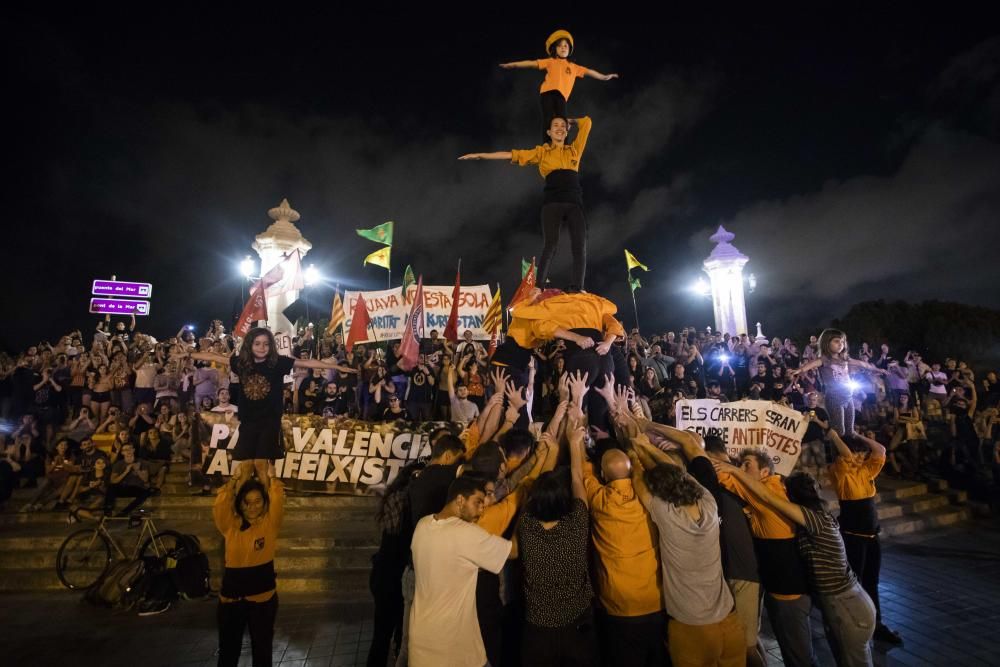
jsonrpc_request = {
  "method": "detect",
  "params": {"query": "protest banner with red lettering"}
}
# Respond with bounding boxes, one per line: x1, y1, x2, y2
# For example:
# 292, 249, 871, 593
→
675, 399, 808, 476
343, 284, 493, 343
196, 413, 445, 494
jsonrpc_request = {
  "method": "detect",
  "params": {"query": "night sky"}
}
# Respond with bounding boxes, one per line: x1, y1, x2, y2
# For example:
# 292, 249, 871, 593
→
5, 16, 999, 350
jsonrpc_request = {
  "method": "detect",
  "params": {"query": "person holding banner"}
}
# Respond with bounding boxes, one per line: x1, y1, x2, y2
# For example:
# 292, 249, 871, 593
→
713, 460, 877, 667
182, 327, 357, 486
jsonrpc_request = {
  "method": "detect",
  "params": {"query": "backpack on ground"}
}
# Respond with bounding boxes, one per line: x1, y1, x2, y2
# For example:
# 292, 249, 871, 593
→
167, 533, 212, 599
84, 558, 149, 609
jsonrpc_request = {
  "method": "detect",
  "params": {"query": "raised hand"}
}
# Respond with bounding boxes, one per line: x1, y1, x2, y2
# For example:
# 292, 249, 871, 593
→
458, 154, 482, 160
489, 367, 509, 391
567, 370, 590, 407
505, 381, 527, 412
594, 374, 617, 409
575, 335, 595, 350
558, 372, 571, 404
595, 340, 613, 356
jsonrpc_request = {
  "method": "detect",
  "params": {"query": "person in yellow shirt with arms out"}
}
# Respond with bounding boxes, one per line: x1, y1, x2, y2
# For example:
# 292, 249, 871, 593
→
459, 113, 594, 291
499, 29, 618, 142
213, 462, 285, 667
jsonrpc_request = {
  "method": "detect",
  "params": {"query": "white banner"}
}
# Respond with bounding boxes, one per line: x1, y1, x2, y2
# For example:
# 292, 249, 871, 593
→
344, 284, 493, 342
675, 399, 808, 476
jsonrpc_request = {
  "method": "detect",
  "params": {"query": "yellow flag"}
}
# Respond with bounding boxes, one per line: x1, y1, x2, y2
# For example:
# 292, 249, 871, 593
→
363, 246, 391, 270
625, 249, 648, 272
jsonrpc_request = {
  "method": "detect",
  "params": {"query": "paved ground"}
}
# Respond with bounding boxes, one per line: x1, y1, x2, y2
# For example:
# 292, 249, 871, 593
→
2, 517, 998, 667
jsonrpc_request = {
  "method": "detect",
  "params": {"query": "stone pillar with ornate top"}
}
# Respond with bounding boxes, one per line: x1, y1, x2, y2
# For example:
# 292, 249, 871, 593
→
702, 225, 750, 338
252, 199, 312, 338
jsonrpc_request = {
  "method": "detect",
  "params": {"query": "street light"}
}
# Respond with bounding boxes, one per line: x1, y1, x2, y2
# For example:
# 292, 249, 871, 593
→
305, 264, 321, 287
240, 256, 256, 278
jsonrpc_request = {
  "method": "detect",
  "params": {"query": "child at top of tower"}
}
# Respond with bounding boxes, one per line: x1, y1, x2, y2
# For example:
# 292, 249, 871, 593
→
500, 29, 618, 143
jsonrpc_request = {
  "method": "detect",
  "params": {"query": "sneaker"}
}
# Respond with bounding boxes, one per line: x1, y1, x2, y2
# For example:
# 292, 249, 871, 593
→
66, 511, 78, 525
137, 599, 171, 617
873, 624, 903, 646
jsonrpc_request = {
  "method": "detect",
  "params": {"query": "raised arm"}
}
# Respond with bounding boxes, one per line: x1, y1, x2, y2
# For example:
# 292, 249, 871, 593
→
187, 351, 231, 366
293, 358, 358, 374
626, 449, 654, 510
713, 460, 806, 526
791, 358, 822, 376
566, 416, 589, 504
583, 69, 619, 81
848, 429, 886, 459
828, 428, 855, 460
499, 60, 539, 69
458, 152, 514, 161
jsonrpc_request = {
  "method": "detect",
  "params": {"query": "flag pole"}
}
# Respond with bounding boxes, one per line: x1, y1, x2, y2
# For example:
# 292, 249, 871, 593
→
629, 270, 640, 330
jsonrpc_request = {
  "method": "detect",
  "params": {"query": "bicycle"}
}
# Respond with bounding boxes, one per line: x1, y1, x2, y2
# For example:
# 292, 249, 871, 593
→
55, 509, 184, 590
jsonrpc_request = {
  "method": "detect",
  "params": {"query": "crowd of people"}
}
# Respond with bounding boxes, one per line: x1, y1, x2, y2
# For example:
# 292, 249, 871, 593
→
1, 310, 999, 666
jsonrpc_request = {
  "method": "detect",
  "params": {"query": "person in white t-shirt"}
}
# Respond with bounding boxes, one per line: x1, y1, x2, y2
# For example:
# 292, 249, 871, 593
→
408, 475, 512, 667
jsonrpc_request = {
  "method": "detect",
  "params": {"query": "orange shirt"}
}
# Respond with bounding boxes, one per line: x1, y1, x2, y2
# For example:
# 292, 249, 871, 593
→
583, 468, 663, 616
508, 291, 624, 350
536, 58, 589, 100
828, 454, 885, 501
510, 116, 592, 179
717, 472, 795, 540
214, 478, 285, 602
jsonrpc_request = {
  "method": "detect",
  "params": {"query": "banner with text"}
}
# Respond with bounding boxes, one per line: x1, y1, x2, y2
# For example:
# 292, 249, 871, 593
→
196, 412, 444, 494
675, 399, 808, 476
344, 284, 493, 342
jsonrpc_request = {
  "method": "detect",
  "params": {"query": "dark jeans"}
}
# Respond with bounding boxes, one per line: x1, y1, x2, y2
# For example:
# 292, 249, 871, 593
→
764, 592, 818, 667
842, 532, 883, 625
217, 594, 278, 667
103, 484, 151, 516
538, 202, 586, 290
521, 606, 598, 667
563, 330, 615, 431
597, 610, 667, 667
539, 90, 567, 144
366, 552, 404, 667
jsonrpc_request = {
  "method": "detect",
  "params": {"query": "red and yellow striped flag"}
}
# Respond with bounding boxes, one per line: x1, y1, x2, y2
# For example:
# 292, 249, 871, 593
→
326, 292, 346, 335
483, 286, 502, 334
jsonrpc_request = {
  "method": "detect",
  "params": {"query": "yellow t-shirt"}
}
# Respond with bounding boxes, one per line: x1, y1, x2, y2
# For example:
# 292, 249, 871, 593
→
508, 290, 623, 350
510, 116, 592, 179
214, 479, 285, 602
583, 468, 663, 616
536, 58, 589, 100
828, 454, 885, 501
717, 472, 795, 540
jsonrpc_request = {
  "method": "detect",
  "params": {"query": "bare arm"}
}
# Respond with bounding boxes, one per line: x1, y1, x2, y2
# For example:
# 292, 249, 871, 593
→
458, 152, 514, 161
626, 450, 654, 510
792, 358, 822, 375
499, 60, 538, 69
828, 428, 855, 459
713, 461, 806, 526
848, 429, 886, 458
188, 351, 231, 366
293, 358, 358, 374
583, 69, 618, 81
566, 415, 588, 504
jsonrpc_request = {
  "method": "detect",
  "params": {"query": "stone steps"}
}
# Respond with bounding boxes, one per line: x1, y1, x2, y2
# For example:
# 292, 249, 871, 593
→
0, 470, 981, 597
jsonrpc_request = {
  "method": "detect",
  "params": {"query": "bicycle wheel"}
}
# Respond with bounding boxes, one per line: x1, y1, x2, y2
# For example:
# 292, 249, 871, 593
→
139, 530, 186, 560
56, 528, 113, 590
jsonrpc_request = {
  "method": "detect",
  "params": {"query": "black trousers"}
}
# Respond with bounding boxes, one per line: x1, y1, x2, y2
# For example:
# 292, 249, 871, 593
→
538, 202, 587, 290
563, 330, 615, 432
366, 553, 405, 667
522, 606, 598, 667
103, 484, 151, 516
540, 90, 567, 144
597, 610, 668, 667
842, 531, 882, 624
217, 594, 278, 667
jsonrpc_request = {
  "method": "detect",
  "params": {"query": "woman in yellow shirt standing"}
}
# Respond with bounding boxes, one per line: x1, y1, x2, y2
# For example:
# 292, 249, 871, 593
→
460, 115, 594, 291
499, 29, 617, 142
213, 464, 285, 667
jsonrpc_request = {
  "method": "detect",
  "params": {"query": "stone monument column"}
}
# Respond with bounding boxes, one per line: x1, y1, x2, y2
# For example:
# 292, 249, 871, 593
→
252, 199, 312, 338
702, 225, 749, 337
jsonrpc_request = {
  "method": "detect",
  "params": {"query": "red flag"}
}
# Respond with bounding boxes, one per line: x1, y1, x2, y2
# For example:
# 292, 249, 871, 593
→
235, 283, 269, 337
345, 293, 372, 353
397, 276, 425, 372
508, 258, 536, 311
443, 262, 462, 343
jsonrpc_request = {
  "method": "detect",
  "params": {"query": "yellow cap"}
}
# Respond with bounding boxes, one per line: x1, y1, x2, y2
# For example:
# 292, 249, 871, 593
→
545, 30, 574, 55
